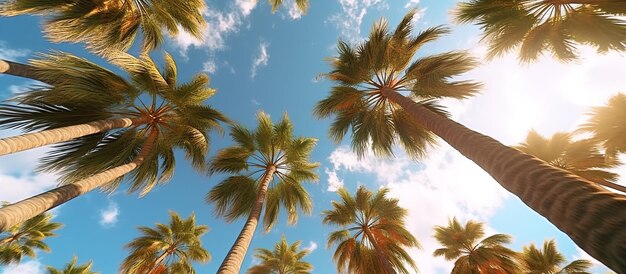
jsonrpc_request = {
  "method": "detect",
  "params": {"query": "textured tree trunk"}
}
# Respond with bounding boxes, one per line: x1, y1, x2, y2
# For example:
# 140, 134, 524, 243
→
363, 228, 396, 274
0, 59, 48, 84
217, 166, 277, 274
0, 117, 145, 156
0, 129, 158, 232
381, 88, 626, 272
591, 180, 626, 194
148, 248, 172, 274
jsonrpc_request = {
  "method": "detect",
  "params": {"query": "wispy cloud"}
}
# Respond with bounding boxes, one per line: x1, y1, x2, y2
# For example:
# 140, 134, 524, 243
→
304, 241, 318, 252
235, 0, 257, 16
404, 0, 420, 8
203, 60, 217, 74
0, 41, 30, 60
99, 200, 120, 227
251, 42, 270, 79
324, 168, 344, 192
326, 0, 388, 43
1, 260, 45, 274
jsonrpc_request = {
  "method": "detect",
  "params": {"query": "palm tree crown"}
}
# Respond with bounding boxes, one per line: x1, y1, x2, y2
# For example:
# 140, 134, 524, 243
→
433, 218, 521, 274
455, 0, 626, 62
0, 212, 62, 265
579, 93, 626, 158
315, 9, 481, 159
322, 186, 419, 274
247, 234, 313, 274
120, 212, 210, 274
46, 256, 98, 274
0, 0, 207, 55
268, 0, 309, 14
521, 240, 592, 274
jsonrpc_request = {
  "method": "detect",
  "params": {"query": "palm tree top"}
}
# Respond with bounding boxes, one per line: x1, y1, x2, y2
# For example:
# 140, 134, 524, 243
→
579, 93, 626, 158
315, 9, 481, 159
522, 239, 592, 274
46, 256, 98, 274
247, 234, 313, 274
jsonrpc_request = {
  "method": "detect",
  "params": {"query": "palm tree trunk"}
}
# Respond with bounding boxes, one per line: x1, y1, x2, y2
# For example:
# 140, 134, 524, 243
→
0, 117, 145, 156
592, 180, 626, 194
381, 88, 626, 273
149, 248, 172, 274
217, 165, 277, 274
363, 228, 396, 274
0, 129, 158, 232
0, 59, 48, 84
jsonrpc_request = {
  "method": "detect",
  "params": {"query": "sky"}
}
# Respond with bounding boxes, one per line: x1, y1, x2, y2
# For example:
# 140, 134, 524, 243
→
1, 0, 625, 273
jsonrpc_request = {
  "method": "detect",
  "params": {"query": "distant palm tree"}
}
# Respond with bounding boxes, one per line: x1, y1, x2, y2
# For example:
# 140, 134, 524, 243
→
46, 256, 98, 274
0, 52, 228, 232
268, 0, 309, 14
0, 212, 61, 265
120, 212, 210, 274
455, 0, 626, 62
207, 112, 319, 274
0, 0, 206, 55
433, 218, 521, 273
521, 239, 592, 274
322, 186, 419, 274
315, 9, 626, 272
516, 130, 626, 193
247, 234, 313, 274
579, 93, 626, 159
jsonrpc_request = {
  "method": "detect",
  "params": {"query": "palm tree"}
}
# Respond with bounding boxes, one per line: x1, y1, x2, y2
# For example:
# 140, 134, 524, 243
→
120, 212, 210, 274
46, 256, 98, 274
433, 218, 521, 273
0, 58, 48, 83
0, 52, 228, 232
0, 212, 61, 265
521, 239, 592, 274
454, 0, 626, 62
516, 130, 626, 193
322, 186, 419, 274
314, 9, 626, 272
246, 234, 313, 274
267, 0, 309, 14
0, 0, 206, 55
579, 93, 626, 158
206, 112, 319, 274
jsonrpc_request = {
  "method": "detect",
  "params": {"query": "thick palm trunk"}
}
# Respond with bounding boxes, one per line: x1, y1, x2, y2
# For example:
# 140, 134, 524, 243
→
0, 59, 48, 84
0, 130, 158, 232
0, 117, 144, 156
363, 228, 396, 274
382, 88, 626, 272
217, 166, 277, 274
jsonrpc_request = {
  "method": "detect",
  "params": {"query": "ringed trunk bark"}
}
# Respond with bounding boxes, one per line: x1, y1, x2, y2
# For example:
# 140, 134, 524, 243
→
217, 166, 277, 274
0, 117, 145, 156
0, 59, 48, 84
363, 228, 396, 274
381, 88, 626, 272
0, 129, 158, 232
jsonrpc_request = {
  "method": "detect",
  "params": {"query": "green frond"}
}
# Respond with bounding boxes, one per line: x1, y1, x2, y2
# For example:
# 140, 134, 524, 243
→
206, 176, 257, 222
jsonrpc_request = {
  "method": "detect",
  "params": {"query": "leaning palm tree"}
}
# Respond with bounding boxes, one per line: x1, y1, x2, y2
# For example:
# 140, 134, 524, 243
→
0, 0, 206, 55
322, 186, 419, 274
516, 130, 626, 193
46, 256, 98, 274
206, 112, 319, 274
455, 0, 626, 62
0, 52, 228, 232
0, 58, 48, 83
314, 9, 626, 272
579, 93, 626, 159
0, 212, 62, 265
433, 218, 521, 273
120, 212, 210, 274
521, 239, 592, 274
246, 234, 313, 274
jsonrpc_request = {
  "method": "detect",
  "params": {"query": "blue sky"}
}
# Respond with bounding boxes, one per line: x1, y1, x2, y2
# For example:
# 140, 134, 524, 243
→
1, 0, 625, 273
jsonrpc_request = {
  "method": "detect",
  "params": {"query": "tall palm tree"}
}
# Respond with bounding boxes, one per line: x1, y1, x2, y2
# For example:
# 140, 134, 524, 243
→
46, 256, 98, 274
454, 0, 626, 62
0, 59, 48, 83
521, 239, 592, 274
0, 52, 228, 232
433, 218, 521, 273
516, 130, 626, 193
578, 93, 626, 158
267, 0, 309, 14
246, 234, 313, 274
322, 186, 419, 274
206, 112, 318, 274
0, 0, 206, 55
0, 212, 62, 265
314, 9, 626, 272
120, 212, 210, 274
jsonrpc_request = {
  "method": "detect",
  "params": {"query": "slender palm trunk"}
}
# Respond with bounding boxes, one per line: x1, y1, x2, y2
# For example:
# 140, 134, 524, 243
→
381, 88, 626, 272
0, 129, 158, 232
217, 165, 277, 274
149, 248, 173, 274
0, 117, 145, 156
592, 180, 626, 194
363, 228, 396, 274
0, 59, 48, 84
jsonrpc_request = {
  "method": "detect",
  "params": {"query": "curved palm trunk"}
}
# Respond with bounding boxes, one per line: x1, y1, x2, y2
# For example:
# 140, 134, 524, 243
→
0, 117, 145, 156
217, 166, 277, 274
590, 179, 626, 194
382, 88, 626, 272
0, 130, 158, 232
0, 59, 48, 84
363, 228, 396, 274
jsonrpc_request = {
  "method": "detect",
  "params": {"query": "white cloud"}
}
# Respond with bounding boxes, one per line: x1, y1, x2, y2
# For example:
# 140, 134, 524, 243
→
251, 42, 270, 79
324, 168, 344, 192
173, 7, 246, 55
326, 0, 388, 43
304, 241, 318, 252
0, 41, 29, 60
203, 60, 217, 74
99, 201, 119, 227
287, 1, 304, 20
404, 0, 420, 8
1, 260, 45, 274
235, 0, 257, 16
